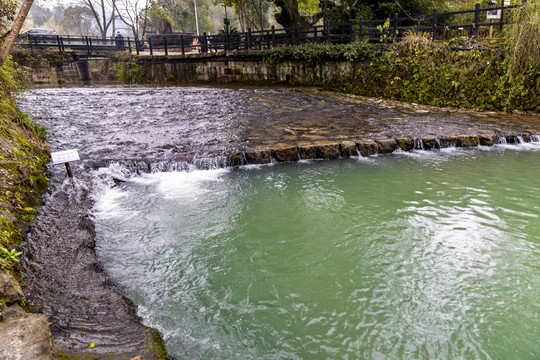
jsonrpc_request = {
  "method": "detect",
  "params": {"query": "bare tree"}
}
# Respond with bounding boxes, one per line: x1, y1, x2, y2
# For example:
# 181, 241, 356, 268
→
0, 0, 34, 66
82, 0, 115, 38
112, 0, 151, 39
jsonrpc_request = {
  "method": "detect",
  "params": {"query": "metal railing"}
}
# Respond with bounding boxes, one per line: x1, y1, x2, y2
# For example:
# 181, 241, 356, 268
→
16, 2, 522, 57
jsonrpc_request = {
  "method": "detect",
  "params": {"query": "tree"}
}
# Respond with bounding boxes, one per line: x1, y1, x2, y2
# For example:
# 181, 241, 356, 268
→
61, 6, 97, 36
83, 0, 115, 38
113, 0, 151, 39
0, 0, 34, 66
272, 0, 327, 29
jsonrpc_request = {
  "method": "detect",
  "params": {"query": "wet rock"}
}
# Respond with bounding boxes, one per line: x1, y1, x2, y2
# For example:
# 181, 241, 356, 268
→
521, 134, 530, 143
339, 141, 357, 158
244, 147, 271, 164
0, 272, 24, 305
396, 137, 415, 151
0, 314, 53, 360
458, 135, 479, 147
356, 139, 378, 157
439, 136, 458, 148
422, 137, 439, 150
479, 134, 497, 146
271, 144, 298, 162
229, 152, 244, 167
1, 303, 25, 322
314, 141, 340, 159
375, 139, 398, 154
296, 142, 317, 159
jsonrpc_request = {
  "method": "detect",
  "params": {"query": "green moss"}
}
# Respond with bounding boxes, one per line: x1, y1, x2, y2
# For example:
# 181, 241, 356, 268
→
0, 57, 50, 281
146, 328, 168, 360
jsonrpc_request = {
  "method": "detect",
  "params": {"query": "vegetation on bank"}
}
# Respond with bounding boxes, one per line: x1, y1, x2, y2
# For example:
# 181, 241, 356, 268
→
0, 56, 50, 280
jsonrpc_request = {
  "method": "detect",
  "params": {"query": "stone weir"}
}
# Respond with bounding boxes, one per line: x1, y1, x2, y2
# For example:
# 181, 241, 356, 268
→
227, 134, 538, 167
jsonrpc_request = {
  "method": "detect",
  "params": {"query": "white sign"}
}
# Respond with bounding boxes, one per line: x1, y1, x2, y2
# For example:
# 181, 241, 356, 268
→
51, 149, 80, 165
487, 9, 501, 19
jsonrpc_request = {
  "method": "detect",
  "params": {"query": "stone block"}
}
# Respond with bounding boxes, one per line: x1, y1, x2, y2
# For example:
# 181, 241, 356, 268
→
296, 142, 317, 160
340, 141, 357, 158
244, 147, 271, 164
479, 134, 497, 146
422, 137, 439, 150
314, 141, 340, 159
356, 139, 378, 157
396, 138, 415, 151
458, 135, 479, 147
271, 144, 298, 162
375, 139, 398, 154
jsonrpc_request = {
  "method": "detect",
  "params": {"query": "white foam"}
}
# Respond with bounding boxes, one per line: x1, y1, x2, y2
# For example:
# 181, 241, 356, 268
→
134, 168, 230, 199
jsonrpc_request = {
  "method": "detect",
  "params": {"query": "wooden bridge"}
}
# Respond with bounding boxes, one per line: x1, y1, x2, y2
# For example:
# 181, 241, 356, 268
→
15, 2, 521, 57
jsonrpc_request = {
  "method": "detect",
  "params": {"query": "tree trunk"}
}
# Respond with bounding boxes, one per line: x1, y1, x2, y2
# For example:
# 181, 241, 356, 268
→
0, 0, 34, 67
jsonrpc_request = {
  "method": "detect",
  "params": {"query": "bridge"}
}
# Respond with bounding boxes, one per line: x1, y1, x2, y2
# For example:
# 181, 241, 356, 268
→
15, 2, 520, 57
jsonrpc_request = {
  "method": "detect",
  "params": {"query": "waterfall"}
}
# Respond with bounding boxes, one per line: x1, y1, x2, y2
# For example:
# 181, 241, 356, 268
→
415, 138, 425, 150
496, 136, 508, 145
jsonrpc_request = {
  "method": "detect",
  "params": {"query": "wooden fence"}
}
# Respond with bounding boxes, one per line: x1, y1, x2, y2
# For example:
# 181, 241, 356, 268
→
16, 2, 523, 57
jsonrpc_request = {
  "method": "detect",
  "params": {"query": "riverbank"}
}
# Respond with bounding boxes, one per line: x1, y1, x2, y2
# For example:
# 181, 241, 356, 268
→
0, 60, 170, 359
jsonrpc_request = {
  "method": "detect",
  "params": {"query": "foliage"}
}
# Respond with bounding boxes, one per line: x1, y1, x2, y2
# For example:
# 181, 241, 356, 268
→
112, 54, 147, 83
257, 41, 381, 66
154, 0, 215, 34
0, 58, 50, 281
60, 6, 96, 36
503, 0, 540, 78
0, 244, 22, 275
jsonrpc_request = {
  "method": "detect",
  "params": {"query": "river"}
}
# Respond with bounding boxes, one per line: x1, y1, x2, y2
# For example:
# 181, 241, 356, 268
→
19, 85, 540, 359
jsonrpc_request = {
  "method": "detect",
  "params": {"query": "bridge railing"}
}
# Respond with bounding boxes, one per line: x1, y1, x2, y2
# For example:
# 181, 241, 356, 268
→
15, 2, 522, 56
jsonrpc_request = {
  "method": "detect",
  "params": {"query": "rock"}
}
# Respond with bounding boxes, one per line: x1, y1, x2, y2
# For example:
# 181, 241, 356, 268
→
422, 137, 439, 150
296, 141, 317, 159
1, 303, 25, 322
479, 134, 497, 146
229, 152, 243, 167
244, 147, 271, 164
396, 137, 414, 151
439, 136, 458, 148
271, 143, 298, 162
458, 135, 479, 148
314, 140, 340, 159
0, 272, 24, 305
339, 141, 357, 158
356, 139, 378, 157
0, 314, 53, 360
375, 139, 398, 154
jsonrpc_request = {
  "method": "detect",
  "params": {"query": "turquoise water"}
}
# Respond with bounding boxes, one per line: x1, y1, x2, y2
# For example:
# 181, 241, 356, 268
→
95, 146, 540, 359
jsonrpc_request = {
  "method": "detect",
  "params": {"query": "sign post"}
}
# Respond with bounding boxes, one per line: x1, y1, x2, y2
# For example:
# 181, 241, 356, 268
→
51, 149, 80, 179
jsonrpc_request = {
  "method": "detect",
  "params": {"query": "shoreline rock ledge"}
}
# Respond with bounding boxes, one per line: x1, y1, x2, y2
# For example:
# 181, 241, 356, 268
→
0, 272, 53, 360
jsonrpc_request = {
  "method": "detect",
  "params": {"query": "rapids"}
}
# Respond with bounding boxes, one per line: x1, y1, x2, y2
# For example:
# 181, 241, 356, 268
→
18, 85, 540, 358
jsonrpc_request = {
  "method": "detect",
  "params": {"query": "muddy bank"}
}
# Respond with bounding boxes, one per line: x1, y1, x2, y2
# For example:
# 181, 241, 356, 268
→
18, 85, 540, 358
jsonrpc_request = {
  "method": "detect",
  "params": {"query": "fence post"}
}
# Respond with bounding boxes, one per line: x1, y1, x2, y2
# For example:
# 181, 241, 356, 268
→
473, 3, 480, 37
181, 35, 185, 55
445, 22, 451, 39
417, 21, 421, 34
432, 8, 438, 40
326, 20, 331, 43
202, 32, 208, 53
163, 35, 168, 55
149, 37, 153, 56
359, 17, 363, 41
225, 26, 230, 51
393, 13, 398, 42
128, 37, 132, 53
296, 23, 301, 45
246, 28, 251, 50
56, 35, 62, 53
271, 25, 276, 48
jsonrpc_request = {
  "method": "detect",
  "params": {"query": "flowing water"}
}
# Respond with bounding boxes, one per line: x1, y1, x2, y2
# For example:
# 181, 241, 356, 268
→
18, 86, 540, 358
93, 149, 540, 360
